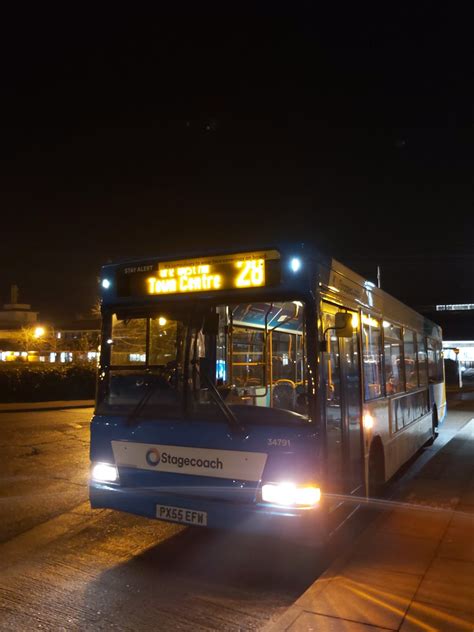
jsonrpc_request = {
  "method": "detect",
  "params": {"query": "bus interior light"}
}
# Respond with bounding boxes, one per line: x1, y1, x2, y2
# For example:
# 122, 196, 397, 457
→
261, 482, 321, 507
91, 462, 118, 483
102, 278, 111, 289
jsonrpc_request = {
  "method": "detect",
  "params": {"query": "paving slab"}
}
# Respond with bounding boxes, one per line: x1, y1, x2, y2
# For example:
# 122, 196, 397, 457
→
287, 611, 392, 631
400, 601, 474, 631
346, 530, 440, 576
415, 557, 474, 615
297, 565, 420, 630
375, 503, 452, 540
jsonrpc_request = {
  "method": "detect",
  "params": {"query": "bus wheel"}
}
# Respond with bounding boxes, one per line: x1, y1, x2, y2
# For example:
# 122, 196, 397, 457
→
425, 406, 439, 446
368, 441, 385, 499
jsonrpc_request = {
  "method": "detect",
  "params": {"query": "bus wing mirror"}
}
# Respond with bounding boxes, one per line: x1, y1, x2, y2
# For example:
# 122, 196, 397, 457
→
335, 312, 354, 338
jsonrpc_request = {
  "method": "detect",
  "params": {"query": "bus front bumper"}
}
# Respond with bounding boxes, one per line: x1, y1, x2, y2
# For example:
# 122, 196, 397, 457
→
90, 482, 325, 540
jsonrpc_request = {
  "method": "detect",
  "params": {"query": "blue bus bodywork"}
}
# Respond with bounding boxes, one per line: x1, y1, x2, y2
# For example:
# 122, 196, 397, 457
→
90, 412, 324, 537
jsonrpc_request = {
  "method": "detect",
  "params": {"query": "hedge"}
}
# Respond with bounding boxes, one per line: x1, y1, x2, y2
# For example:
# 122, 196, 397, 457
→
0, 365, 97, 403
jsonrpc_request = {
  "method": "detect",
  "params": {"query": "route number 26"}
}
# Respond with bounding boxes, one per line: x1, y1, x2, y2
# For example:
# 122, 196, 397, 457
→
235, 259, 265, 288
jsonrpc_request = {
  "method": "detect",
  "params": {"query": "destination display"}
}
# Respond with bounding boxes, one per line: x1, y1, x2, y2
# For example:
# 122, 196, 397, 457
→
115, 250, 281, 297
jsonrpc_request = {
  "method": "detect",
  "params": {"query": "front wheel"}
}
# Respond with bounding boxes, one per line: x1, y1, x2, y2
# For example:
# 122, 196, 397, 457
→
368, 444, 385, 499
425, 406, 439, 446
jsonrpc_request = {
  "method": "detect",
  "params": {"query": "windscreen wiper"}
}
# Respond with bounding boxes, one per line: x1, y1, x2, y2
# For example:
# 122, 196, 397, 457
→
195, 363, 248, 438
126, 372, 170, 426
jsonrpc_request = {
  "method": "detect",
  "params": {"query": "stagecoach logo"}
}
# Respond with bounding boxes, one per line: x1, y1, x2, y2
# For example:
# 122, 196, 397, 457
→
111, 441, 268, 482
146, 448, 161, 467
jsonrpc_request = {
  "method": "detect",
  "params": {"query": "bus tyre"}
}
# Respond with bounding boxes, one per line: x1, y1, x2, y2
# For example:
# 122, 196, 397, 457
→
425, 406, 439, 446
368, 443, 385, 499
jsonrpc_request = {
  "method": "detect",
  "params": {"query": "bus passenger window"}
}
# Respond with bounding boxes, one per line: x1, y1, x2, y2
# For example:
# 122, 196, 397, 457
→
384, 323, 404, 395
271, 330, 303, 411
110, 316, 147, 365
427, 338, 443, 383
417, 334, 428, 386
361, 313, 383, 400
403, 329, 418, 391
231, 327, 265, 387
227, 301, 308, 418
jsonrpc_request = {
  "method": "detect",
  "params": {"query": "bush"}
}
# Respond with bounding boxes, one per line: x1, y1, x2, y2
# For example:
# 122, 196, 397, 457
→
0, 364, 97, 403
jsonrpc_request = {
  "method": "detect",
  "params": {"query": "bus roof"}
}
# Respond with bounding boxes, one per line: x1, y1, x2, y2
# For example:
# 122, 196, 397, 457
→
322, 257, 442, 339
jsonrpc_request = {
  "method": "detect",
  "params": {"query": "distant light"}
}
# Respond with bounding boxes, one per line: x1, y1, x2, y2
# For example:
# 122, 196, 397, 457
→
102, 279, 111, 289
34, 326, 45, 338
158, 317, 167, 326
290, 258, 302, 273
106, 338, 113, 345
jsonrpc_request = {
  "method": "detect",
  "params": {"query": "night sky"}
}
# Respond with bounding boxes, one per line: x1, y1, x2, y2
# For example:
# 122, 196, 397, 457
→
1, 5, 472, 321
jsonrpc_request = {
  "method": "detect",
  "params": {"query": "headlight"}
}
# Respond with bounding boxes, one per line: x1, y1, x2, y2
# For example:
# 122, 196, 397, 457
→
261, 482, 321, 507
91, 462, 118, 483
290, 257, 302, 273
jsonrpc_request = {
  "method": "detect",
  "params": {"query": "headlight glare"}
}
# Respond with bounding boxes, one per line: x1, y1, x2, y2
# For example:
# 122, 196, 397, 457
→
91, 462, 118, 482
261, 482, 321, 507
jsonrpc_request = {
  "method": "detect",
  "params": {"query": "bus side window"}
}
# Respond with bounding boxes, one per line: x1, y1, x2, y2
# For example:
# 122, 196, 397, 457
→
321, 309, 341, 406
427, 337, 443, 383
384, 323, 404, 395
403, 329, 418, 391
417, 334, 428, 386
361, 313, 383, 400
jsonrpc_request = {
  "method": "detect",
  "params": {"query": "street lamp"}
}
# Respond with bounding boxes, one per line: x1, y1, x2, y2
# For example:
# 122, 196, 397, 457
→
34, 326, 45, 338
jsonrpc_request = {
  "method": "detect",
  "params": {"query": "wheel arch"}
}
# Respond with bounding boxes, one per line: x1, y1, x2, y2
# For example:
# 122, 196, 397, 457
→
367, 434, 386, 495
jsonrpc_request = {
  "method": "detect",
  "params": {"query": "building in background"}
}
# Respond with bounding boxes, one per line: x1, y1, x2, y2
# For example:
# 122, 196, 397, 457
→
0, 285, 43, 362
53, 319, 101, 364
0, 284, 38, 328
0, 286, 100, 364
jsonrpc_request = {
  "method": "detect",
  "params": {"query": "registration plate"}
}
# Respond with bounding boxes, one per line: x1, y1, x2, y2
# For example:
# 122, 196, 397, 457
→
156, 504, 208, 526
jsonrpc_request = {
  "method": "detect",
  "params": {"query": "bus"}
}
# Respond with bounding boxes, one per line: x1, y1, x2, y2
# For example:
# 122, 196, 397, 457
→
89, 245, 446, 542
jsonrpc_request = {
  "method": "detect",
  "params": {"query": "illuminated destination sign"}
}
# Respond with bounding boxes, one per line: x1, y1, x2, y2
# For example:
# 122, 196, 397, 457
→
116, 250, 281, 297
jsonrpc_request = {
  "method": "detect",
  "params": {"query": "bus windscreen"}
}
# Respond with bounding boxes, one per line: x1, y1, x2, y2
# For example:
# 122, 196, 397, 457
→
97, 300, 310, 425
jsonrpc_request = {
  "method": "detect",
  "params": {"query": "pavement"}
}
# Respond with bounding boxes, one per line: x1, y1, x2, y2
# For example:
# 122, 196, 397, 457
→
0, 399, 94, 413
266, 415, 474, 631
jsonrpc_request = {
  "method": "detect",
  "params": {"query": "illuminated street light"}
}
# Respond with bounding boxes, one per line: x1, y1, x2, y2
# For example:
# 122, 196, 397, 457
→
34, 326, 45, 338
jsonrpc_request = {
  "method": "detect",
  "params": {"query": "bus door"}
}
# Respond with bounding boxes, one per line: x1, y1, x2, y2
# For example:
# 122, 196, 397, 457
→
321, 303, 364, 513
